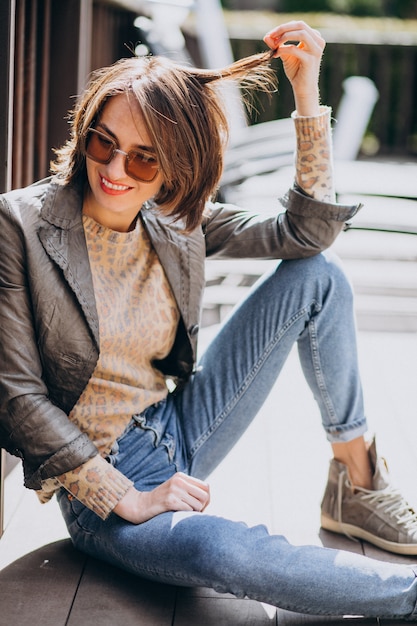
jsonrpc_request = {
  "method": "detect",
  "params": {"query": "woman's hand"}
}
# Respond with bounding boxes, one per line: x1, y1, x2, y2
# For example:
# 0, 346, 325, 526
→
263, 21, 325, 116
113, 472, 211, 524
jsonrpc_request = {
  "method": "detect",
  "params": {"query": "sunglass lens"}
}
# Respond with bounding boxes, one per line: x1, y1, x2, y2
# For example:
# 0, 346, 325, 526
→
85, 129, 159, 182
127, 153, 159, 182
86, 130, 114, 163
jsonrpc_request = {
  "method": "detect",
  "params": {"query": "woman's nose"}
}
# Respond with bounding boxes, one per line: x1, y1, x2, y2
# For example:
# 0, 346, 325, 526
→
105, 149, 127, 180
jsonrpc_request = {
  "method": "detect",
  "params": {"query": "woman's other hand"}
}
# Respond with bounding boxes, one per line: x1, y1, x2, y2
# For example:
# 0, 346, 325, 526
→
263, 21, 325, 116
114, 472, 211, 524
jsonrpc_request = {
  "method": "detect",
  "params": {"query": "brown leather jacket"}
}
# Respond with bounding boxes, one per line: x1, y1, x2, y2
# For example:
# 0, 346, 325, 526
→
0, 177, 361, 489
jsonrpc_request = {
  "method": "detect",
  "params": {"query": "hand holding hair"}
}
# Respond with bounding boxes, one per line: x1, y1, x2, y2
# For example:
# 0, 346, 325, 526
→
264, 20, 325, 116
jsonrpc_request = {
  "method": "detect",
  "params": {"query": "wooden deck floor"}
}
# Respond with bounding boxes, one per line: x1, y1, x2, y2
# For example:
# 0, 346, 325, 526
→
1, 328, 417, 625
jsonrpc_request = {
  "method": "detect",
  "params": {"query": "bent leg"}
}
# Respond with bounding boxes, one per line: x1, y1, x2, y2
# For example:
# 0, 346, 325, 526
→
58, 492, 417, 620
178, 251, 367, 479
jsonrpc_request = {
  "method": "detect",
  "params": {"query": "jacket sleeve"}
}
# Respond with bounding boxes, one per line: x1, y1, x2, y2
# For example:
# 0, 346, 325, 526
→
0, 196, 98, 489
204, 105, 361, 260
203, 187, 362, 260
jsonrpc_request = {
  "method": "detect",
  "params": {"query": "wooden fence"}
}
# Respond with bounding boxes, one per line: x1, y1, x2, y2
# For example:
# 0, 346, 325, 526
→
3, 0, 139, 193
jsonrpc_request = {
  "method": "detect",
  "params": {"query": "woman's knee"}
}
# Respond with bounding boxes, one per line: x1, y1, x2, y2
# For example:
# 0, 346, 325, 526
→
278, 251, 354, 304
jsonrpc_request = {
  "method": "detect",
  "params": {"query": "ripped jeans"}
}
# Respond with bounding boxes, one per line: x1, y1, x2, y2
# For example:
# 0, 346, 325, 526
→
58, 252, 417, 619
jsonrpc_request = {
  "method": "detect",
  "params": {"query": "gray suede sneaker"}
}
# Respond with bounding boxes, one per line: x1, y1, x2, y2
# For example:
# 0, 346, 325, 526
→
321, 438, 417, 555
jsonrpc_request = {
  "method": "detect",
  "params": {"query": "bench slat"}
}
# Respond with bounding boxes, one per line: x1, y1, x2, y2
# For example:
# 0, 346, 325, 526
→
0, 540, 85, 626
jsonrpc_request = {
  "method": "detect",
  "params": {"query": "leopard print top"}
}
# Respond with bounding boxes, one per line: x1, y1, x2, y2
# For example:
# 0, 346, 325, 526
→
37, 107, 334, 519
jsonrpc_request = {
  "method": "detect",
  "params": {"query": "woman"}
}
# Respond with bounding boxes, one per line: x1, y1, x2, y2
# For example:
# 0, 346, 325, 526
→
1, 21, 417, 619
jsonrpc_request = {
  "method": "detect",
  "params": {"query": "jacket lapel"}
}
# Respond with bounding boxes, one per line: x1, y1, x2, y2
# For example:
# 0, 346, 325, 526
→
37, 182, 100, 348
37, 182, 205, 356
139, 208, 205, 336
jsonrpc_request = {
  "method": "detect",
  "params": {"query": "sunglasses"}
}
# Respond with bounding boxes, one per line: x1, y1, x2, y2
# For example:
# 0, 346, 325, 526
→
83, 127, 159, 183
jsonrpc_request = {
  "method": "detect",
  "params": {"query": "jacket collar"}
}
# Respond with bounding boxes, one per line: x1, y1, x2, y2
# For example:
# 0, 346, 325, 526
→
39, 177, 86, 229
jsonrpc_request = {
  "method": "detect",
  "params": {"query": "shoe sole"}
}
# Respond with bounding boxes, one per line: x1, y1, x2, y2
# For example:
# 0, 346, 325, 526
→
321, 513, 417, 556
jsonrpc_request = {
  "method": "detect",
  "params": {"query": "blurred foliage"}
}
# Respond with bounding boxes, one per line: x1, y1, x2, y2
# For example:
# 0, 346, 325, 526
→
222, 0, 417, 18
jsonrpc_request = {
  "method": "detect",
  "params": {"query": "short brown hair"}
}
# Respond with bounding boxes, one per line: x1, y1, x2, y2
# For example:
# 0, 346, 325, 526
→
51, 53, 276, 231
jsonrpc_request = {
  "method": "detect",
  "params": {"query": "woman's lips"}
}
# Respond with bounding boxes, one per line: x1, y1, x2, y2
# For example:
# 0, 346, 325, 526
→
100, 175, 132, 195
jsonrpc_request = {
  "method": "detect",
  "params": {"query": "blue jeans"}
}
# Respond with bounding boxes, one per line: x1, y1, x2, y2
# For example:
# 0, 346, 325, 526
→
58, 253, 417, 619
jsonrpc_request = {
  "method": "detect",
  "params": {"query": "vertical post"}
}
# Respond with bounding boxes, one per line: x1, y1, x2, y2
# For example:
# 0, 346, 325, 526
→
0, 0, 15, 193
0, 0, 15, 540
0, 451, 4, 539
47, 0, 89, 158
193, 0, 247, 138
77, 0, 93, 94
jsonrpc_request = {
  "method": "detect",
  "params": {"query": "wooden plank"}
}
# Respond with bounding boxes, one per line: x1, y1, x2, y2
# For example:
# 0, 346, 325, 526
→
354, 294, 417, 329
0, 0, 14, 194
0, 451, 4, 539
228, 118, 295, 150
203, 284, 250, 305
378, 621, 417, 626
221, 153, 296, 188
0, 455, 20, 540
332, 231, 417, 263
318, 528, 365, 555
67, 556, 176, 626
220, 163, 417, 228
0, 480, 69, 571
342, 260, 417, 296
334, 162, 417, 200
276, 609, 377, 624
361, 541, 417, 567
175, 587, 277, 625
205, 259, 276, 278
275, 537, 385, 625
336, 194, 417, 236
0, 539, 86, 626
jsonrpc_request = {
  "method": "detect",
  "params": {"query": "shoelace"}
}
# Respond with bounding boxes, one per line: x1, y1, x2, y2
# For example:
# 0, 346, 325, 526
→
338, 470, 417, 531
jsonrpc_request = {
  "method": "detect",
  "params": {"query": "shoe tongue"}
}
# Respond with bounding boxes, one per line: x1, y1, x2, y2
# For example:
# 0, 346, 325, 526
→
373, 461, 390, 490
369, 439, 390, 490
